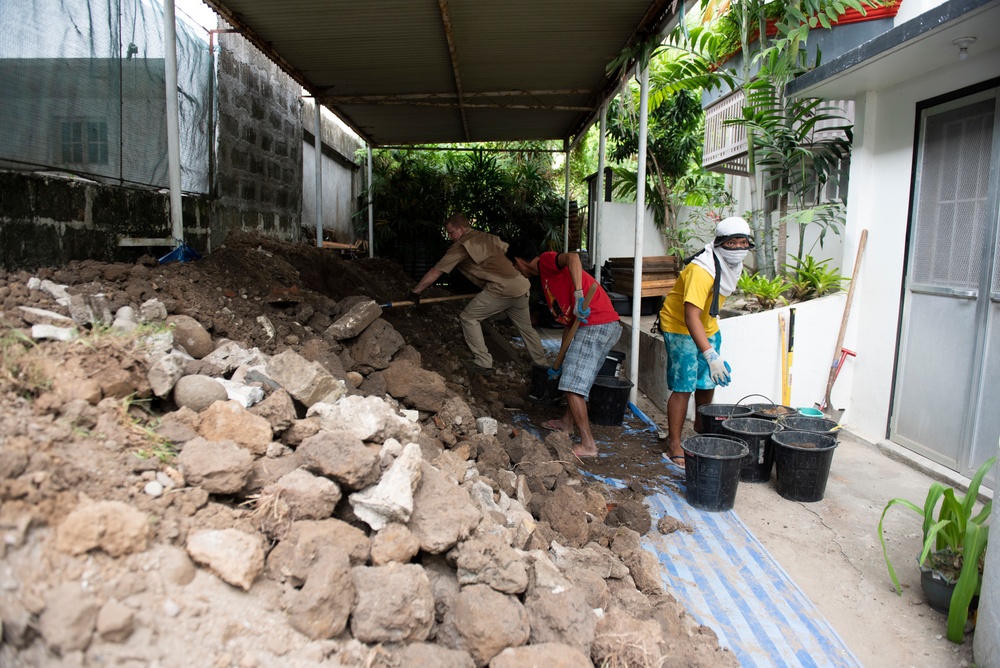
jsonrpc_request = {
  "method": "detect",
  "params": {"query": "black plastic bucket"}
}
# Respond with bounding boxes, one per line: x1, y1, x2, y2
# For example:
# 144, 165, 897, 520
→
721, 417, 783, 483
697, 403, 755, 436
682, 435, 749, 512
529, 364, 562, 405
589, 376, 633, 426
778, 416, 841, 437
749, 403, 798, 421
598, 350, 626, 378
772, 430, 838, 502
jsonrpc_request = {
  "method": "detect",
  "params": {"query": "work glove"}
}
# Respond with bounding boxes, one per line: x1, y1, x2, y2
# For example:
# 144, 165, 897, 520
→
547, 366, 562, 380
702, 348, 732, 387
407, 292, 421, 305
572, 289, 590, 323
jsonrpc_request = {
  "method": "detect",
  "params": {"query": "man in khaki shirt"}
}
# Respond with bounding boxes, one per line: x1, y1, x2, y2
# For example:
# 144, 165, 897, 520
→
410, 213, 548, 376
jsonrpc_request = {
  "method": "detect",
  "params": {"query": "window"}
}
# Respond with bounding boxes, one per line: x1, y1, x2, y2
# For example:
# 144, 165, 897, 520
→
60, 119, 108, 166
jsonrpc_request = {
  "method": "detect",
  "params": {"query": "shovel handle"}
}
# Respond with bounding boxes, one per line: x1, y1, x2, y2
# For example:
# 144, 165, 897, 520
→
379, 293, 477, 309
551, 284, 598, 372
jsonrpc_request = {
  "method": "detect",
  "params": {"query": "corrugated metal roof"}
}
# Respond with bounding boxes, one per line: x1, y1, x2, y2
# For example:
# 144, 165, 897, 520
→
201, 0, 677, 146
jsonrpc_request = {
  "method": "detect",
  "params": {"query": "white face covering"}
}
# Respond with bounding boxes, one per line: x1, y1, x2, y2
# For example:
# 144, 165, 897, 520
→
718, 248, 749, 267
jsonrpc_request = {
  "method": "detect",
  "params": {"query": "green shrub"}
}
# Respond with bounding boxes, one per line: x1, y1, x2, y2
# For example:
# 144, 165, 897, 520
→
737, 272, 789, 310
782, 255, 846, 300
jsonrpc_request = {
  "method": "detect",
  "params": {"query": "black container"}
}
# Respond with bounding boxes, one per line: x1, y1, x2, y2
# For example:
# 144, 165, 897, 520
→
598, 350, 626, 378
697, 403, 755, 436
721, 417, 783, 483
749, 403, 798, 421
772, 430, 838, 502
682, 435, 749, 512
589, 376, 633, 426
529, 364, 562, 405
779, 416, 841, 437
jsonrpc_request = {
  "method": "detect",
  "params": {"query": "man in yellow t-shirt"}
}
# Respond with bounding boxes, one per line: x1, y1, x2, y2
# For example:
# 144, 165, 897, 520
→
658, 217, 753, 468
409, 213, 548, 376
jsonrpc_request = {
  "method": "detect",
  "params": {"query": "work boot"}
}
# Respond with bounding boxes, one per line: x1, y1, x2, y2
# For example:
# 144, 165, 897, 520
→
464, 360, 493, 377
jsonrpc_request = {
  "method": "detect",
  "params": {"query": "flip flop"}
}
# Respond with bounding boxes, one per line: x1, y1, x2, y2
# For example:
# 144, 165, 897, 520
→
540, 419, 567, 432
667, 454, 686, 469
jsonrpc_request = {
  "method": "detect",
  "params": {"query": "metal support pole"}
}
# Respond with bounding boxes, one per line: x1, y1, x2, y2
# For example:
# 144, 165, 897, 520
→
163, 0, 184, 245
594, 104, 607, 286
367, 145, 374, 258
628, 65, 650, 404
314, 99, 323, 248
563, 140, 570, 252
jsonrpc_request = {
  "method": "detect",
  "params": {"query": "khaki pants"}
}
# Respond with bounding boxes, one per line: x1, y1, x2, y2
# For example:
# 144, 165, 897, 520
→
460, 291, 548, 369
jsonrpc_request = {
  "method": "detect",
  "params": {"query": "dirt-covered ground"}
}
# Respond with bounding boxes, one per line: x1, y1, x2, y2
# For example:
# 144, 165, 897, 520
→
0, 230, 728, 667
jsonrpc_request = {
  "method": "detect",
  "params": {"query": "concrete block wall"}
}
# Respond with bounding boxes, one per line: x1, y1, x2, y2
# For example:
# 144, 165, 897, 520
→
216, 32, 303, 248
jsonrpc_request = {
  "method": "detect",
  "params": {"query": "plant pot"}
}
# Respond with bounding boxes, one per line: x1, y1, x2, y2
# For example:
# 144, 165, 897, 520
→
919, 563, 955, 615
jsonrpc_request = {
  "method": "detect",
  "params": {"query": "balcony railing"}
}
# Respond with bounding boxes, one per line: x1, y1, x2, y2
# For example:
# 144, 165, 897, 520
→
703, 88, 854, 176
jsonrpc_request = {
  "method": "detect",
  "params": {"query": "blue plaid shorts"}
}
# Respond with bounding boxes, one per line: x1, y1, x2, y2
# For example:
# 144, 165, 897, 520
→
663, 331, 722, 393
560, 321, 623, 399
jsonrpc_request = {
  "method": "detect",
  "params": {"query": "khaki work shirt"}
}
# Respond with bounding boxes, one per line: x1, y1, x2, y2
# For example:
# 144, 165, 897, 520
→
432, 229, 530, 298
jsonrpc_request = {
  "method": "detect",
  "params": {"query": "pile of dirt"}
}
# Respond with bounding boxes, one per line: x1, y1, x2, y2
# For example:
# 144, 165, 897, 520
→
0, 230, 733, 667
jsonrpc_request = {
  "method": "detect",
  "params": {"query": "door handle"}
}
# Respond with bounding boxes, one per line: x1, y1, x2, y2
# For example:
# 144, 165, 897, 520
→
909, 285, 977, 299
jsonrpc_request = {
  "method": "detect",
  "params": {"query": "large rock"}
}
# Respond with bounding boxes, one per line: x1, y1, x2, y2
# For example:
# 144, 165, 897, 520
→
262, 468, 341, 520
524, 587, 597, 656
349, 442, 423, 530
350, 563, 435, 643
266, 349, 347, 407
267, 519, 371, 587
175, 437, 254, 495
382, 360, 451, 412
38, 583, 99, 653
167, 314, 214, 359
284, 549, 354, 639
447, 584, 530, 667
407, 463, 482, 554
325, 299, 383, 341
393, 643, 475, 668
451, 533, 528, 595
172, 374, 229, 412
489, 643, 593, 668
298, 429, 381, 490
306, 394, 421, 443
186, 528, 265, 591
55, 500, 150, 557
196, 400, 273, 456
345, 318, 404, 369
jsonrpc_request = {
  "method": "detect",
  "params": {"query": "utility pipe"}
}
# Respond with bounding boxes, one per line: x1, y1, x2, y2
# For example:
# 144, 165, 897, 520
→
163, 0, 184, 244
594, 104, 607, 286
367, 145, 374, 258
628, 64, 650, 405
563, 139, 570, 252
314, 99, 323, 248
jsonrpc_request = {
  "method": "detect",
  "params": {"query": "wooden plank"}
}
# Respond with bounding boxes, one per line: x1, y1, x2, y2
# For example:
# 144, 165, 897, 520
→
615, 278, 676, 297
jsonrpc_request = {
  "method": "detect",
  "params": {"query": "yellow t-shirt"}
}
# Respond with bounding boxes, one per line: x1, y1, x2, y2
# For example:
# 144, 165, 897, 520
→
658, 262, 725, 336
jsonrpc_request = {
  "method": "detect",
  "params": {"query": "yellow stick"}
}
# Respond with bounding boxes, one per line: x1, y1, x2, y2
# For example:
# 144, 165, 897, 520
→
778, 313, 788, 405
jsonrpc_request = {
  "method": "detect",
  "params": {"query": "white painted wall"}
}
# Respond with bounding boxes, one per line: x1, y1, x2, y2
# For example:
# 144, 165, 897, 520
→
841, 48, 1000, 445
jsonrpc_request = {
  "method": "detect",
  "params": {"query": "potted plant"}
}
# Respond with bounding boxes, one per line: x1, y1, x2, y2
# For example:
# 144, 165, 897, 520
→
877, 455, 995, 643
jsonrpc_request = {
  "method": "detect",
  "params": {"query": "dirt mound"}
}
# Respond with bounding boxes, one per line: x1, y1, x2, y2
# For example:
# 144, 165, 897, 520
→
0, 231, 734, 667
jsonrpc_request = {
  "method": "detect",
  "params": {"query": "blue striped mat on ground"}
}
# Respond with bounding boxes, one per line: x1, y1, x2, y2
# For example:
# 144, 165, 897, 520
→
589, 466, 861, 668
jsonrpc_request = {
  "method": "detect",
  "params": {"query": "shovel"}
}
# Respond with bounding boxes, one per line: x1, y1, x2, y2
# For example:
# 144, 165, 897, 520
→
549, 284, 598, 376
379, 293, 476, 309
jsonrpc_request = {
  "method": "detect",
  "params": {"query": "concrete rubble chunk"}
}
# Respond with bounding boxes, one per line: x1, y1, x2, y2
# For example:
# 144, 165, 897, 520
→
138, 298, 168, 323
525, 549, 573, 596
55, 500, 150, 557
549, 541, 629, 580
350, 563, 435, 643
407, 462, 482, 554
349, 442, 423, 530
147, 351, 190, 397
262, 468, 341, 520
30, 323, 78, 341
202, 340, 269, 376
451, 533, 529, 595
298, 429, 382, 490
490, 643, 594, 668
217, 378, 265, 407
370, 522, 421, 565
306, 394, 420, 443
325, 299, 383, 341
175, 437, 254, 494
392, 643, 475, 668
68, 292, 113, 326
186, 528, 265, 591
196, 400, 273, 456
447, 583, 530, 666
96, 599, 135, 643
524, 587, 597, 656
475, 417, 498, 436
382, 360, 451, 412
36, 279, 72, 306
345, 318, 404, 369
267, 348, 347, 407
18, 306, 75, 327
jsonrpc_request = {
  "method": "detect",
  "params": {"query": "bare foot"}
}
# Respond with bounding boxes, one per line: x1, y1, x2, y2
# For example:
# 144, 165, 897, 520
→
573, 446, 599, 458
541, 419, 571, 432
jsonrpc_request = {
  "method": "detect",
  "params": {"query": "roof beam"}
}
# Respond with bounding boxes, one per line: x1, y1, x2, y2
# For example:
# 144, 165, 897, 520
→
437, 0, 470, 141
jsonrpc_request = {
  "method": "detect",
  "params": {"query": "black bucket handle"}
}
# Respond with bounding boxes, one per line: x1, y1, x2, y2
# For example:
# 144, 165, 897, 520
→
733, 393, 777, 419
